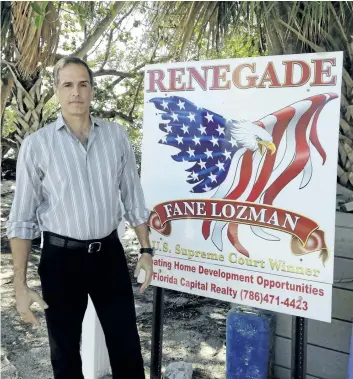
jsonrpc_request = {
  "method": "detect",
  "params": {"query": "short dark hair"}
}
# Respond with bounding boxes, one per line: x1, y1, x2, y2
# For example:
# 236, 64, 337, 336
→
53, 57, 94, 87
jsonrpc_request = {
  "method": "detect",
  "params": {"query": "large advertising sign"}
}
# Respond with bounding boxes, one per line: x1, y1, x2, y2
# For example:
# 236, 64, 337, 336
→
140, 52, 343, 322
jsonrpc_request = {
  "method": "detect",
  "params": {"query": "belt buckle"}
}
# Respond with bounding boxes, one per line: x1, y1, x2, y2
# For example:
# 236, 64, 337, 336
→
88, 242, 101, 253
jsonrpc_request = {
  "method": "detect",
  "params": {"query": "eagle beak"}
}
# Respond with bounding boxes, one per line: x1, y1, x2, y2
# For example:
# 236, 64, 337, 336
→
258, 141, 276, 155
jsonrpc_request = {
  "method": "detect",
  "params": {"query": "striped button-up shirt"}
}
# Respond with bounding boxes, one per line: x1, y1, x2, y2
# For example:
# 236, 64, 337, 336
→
7, 114, 150, 240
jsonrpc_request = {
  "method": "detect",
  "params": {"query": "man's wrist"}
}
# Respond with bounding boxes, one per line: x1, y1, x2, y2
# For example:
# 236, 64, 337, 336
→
140, 247, 154, 256
14, 284, 29, 294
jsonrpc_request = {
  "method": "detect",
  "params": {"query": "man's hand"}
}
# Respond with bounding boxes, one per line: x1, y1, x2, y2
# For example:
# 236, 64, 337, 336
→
134, 253, 153, 293
15, 286, 48, 325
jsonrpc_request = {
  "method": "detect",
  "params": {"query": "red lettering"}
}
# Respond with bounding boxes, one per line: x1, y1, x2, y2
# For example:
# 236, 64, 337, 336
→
186, 66, 210, 91
168, 68, 186, 91
311, 58, 336, 86
257, 62, 282, 88
147, 69, 167, 92
232, 63, 258, 89
283, 60, 310, 86
210, 65, 231, 90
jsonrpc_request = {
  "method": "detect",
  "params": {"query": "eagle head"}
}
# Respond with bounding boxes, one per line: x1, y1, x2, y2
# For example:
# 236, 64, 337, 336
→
227, 119, 276, 155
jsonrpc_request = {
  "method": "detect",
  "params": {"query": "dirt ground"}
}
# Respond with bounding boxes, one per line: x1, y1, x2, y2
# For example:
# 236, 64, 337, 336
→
1, 180, 229, 379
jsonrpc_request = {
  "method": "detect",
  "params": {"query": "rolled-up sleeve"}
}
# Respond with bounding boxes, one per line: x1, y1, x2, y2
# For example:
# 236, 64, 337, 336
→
119, 129, 150, 227
6, 136, 43, 240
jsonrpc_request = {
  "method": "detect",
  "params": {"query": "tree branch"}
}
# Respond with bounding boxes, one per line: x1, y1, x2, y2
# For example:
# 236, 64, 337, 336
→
113, 3, 137, 29
93, 69, 136, 78
129, 76, 143, 117
91, 109, 134, 125
72, 2, 126, 59
99, 28, 114, 70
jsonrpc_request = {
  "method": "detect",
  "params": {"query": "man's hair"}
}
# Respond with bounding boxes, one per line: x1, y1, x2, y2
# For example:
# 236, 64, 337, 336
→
53, 57, 94, 87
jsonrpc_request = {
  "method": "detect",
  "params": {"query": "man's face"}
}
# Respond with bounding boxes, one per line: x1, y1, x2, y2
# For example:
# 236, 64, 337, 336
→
55, 64, 93, 116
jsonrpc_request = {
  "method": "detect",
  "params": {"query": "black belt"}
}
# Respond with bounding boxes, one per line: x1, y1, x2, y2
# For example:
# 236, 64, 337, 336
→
44, 230, 117, 253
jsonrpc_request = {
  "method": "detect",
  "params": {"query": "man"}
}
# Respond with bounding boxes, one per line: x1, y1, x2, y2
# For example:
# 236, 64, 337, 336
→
7, 57, 153, 379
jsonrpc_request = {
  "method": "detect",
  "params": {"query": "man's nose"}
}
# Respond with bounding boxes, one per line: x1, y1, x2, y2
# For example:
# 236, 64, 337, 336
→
72, 85, 80, 96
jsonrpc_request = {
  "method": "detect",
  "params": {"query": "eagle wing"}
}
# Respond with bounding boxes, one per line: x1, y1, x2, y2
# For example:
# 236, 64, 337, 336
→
150, 96, 240, 193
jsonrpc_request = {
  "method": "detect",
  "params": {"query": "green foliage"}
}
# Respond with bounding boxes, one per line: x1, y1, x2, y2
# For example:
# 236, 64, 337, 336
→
2, 107, 16, 137
2, 0, 266, 158
30, 1, 48, 29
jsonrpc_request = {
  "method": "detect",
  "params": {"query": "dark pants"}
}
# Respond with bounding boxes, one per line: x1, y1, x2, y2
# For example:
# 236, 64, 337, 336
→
38, 231, 145, 379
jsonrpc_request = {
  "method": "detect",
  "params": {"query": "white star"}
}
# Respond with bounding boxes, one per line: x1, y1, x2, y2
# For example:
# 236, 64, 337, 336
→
216, 160, 225, 171
216, 124, 225, 135
210, 136, 219, 146
198, 124, 207, 135
181, 124, 189, 134
223, 149, 232, 160
203, 184, 212, 192
175, 135, 183, 144
204, 112, 213, 123
171, 112, 179, 122
160, 135, 167, 143
230, 138, 238, 147
187, 147, 195, 157
165, 124, 173, 133
204, 148, 213, 159
187, 113, 196, 122
208, 173, 217, 183
161, 100, 169, 110
192, 135, 201, 145
177, 100, 185, 110
197, 159, 206, 169
190, 171, 199, 181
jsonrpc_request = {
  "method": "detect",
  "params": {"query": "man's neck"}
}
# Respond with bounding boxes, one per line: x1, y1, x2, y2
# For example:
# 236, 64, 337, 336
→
62, 112, 91, 134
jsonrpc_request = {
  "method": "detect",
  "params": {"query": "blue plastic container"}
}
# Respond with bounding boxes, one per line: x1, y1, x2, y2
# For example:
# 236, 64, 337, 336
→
226, 305, 275, 379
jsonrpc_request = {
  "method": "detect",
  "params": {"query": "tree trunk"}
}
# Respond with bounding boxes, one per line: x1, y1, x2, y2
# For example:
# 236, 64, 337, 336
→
7, 65, 46, 149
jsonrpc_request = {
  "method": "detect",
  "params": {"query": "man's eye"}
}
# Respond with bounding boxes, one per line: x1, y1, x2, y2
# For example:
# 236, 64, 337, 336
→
64, 84, 71, 87
81, 83, 87, 87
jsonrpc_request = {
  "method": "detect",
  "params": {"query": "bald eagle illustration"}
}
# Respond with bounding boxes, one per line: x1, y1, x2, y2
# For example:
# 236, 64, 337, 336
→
149, 94, 338, 256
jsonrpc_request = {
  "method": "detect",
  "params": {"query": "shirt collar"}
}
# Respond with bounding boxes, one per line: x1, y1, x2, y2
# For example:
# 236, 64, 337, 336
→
55, 113, 100, 130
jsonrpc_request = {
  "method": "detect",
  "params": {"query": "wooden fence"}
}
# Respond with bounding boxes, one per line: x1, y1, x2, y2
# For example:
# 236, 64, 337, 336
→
274, 212, 353, 379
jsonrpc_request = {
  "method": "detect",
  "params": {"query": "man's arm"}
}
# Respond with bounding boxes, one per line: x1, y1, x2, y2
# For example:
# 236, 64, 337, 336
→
119, 128, 153, 292
11, 238, 48, 325
7, 137, 47, 324
133, 223, 153, 293
11, 238, 32, 288
134, 223, 151, 248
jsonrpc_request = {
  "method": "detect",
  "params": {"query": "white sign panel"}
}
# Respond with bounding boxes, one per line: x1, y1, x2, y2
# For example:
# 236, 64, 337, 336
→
141, 52, 343, 322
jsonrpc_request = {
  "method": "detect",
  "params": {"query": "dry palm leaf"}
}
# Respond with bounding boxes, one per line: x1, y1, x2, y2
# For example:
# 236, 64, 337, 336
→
11, 1, 59, 80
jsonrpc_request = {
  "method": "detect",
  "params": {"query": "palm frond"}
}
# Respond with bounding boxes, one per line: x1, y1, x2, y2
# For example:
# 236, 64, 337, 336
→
12, 1, 60, 80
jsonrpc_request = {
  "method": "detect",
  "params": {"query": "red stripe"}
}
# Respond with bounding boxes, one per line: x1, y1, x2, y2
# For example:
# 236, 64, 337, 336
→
309, 106, 326, 163
263, 95, 327, 205
201, 151, 253, 239
254, 121, 265, 129
309, 94, 337, 164
247, 107, 296, 202
226, 151, 254, 200
227, 223, 249, 257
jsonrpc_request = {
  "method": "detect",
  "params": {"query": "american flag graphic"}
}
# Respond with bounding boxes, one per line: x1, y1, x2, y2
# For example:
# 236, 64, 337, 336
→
150, 93, 338, 256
